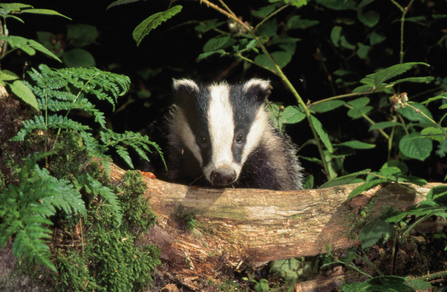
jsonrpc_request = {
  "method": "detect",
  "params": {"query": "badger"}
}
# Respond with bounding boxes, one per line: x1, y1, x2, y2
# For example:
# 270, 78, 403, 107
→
163, 78, 303, 190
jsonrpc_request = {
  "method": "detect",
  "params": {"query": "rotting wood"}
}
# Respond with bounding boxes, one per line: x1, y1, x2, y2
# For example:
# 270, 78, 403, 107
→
109, 162, 442, 282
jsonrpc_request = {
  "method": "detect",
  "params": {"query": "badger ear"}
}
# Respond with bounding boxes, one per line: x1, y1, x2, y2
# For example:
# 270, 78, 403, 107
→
173, 79, 200, 95
242, 79, 271, 103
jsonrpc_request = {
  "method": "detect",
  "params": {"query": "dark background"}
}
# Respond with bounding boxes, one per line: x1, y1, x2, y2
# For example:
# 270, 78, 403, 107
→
6, 0, 447, 185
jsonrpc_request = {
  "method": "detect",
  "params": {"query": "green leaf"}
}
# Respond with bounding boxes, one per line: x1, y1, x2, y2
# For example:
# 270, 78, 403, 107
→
9, 80, 39, 111
340, 35, 355, 50
0, 35, 62, 62
420, 127, 447, 143
347, 106, 373, 119
353, 62, 429, 93
348, 179, 387, 200
269, 35, 300, 45
281, 105, 306, 124
310, 115, 333, 153
63, 49, 95, 67
315, 0, 356, 10
359, 219, 395, 249
252, 4, 276, 18
310, 100, 345, 113
66, 24, 99, 47
0, 69, 19, 82
336, 140, 375, 149
330, 26, 342, 47
254, 51, 292, 70
319, 169, 371, 189
256, 18, 278, 37
357, 10, 380, 27
347, 97, 370, 108
133, 5, 182, 46
381, 160, 408, 174
398, 102, 433, 123
369, 121, 402, 131
20, 8, 71, 20
370, 31, 386, 45
391, 76, 434, 86
195, 19, 225, 33
399, 133, 433, 161
285, 0, 308, 8
356, 43, 370, 59
343, 276, 415, 292
203, 35, 231, 52
197, 49, 226, 61
285, 15, 319, 30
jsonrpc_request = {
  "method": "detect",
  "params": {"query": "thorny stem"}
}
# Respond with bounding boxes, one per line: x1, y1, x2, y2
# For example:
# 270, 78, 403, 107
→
254, 4, 291, 32
390, 0, 415, 64
198, 0, 331, 179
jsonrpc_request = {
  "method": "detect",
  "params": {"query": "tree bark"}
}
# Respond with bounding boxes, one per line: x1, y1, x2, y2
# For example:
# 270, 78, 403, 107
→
110, 163, 441, 283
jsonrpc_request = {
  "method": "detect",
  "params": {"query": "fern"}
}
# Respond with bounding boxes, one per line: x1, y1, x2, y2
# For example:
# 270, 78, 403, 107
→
82, 173, 123, 226
0, 154, 87, 272
100, 129, 166, 169
27, 64, 130, 111
10, 114, 91, 141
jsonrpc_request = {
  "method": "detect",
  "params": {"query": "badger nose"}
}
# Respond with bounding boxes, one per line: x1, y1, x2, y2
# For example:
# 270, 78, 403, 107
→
210, 168, 236, 186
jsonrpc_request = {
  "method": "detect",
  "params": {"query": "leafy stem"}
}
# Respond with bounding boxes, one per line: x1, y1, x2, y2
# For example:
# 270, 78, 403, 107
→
390, 0, 415, 64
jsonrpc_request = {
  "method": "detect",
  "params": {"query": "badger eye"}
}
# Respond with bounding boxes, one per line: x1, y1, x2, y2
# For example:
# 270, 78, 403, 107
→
197, 135, 208, 147
235, 134, 243, 144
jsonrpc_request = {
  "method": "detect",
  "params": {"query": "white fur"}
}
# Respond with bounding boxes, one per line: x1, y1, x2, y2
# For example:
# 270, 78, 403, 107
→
202, 82, 242, 182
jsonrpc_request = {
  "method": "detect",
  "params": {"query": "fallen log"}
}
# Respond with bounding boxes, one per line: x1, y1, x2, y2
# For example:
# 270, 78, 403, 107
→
110, 162, 440, 284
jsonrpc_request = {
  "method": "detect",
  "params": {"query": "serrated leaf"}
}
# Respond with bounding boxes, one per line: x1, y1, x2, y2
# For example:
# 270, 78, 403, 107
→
254, 51, 292, 70
286, 0, 307, 8
347, 97, 370, 108
392, 76, 434, 86
348, 179, 387, 200
421, 127, 447, 143
381, 160, 408, 174
310, 115, 333, 153
399, 133, 433, 161
285, 15, 319, 30
20, 8, 71, 20
195, 19, 225, 33
336, 140, 375, 149
252, 4, 276, 18
319, 169, 371, 189
269, 35, 300, 45
421, 92, 447, 106
256, 18, 278, 37
369, 121, 402, 131
9, 80, 39, 111
359, 219, 395, 249
203, 35, 231, 52
315, 0, 356, 10
281, 105, 306, 124
133, 5, 182, 46
398, 102, 433, 123
310, 100, 345, 113
197, 49, 226, 61
347, 106, 373, 119
353, 62, 429, 93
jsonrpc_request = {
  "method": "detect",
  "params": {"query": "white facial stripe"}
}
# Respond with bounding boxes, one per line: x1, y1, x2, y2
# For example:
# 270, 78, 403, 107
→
170, 108, 203, 166
202, 83, 242, 181
242, 106, 270, 164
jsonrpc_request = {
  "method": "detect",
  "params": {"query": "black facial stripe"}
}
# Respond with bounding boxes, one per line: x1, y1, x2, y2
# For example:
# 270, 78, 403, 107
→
229, 82, 266, 163
176, 84, 212, 167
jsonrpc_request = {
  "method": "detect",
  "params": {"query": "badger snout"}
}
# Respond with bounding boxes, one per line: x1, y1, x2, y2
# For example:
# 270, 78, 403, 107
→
210, 168, 237, 186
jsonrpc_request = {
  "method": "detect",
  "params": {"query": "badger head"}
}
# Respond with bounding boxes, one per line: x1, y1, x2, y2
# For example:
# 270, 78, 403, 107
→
170, 78, 272, 187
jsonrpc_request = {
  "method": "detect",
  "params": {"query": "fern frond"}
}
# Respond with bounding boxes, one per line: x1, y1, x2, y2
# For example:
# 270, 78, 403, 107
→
0, 154, 86, 272
9, 114, 91, 141
84, 174, 122, 226
100, 130, 166, 169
